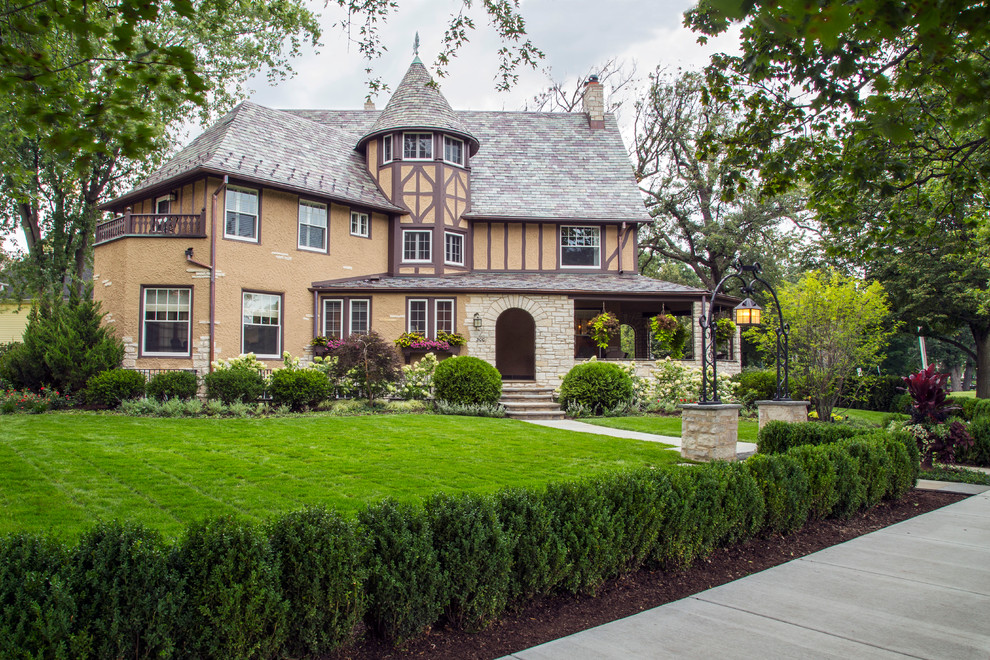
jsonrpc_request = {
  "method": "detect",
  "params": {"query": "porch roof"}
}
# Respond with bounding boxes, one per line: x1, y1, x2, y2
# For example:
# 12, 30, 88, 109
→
311, 272, 722, 299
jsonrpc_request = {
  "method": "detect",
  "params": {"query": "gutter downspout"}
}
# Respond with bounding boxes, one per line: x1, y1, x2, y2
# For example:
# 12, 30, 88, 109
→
209, 176, 229, 371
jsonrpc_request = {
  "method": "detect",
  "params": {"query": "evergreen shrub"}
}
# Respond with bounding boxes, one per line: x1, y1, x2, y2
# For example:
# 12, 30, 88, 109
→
733, 368, 778, 407
358, 498, 445, 643
558, 361, 633, 415
542, 479, 616, 594
745, 453, 811, 534
425, 493, 510, 631
267, 507, 367, 656
269, 368, 331, 411
204, 367, 265, 404
786, 445, 839, 520
958, 415, 990, 466
497, 488, 567, 602
85, 369, 146, 408
146, 371, 199, 401
432, 356, 502, 406
839, 438, 893, 508
758, 420, 865, 454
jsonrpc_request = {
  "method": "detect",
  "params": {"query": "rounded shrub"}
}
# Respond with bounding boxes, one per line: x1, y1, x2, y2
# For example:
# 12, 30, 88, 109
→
733, 368, 778, 407
267, 507, 368, 656
146, 370, 199, 401
85, 368, 146, 408
358, 498, 445, 644
204, 367, 264, 404
68, 521, 181, 659
745, 453, 811, 535
268, 368, 331, 411
433, 356, 502, 406
558, 361, 633, 415
173, 516, 287, 658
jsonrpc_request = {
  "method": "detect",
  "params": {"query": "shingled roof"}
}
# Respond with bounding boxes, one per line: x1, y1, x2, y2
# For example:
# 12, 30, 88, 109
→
104, 103, 403, 213
311, 272, 706, 296
358, 60, 478, 152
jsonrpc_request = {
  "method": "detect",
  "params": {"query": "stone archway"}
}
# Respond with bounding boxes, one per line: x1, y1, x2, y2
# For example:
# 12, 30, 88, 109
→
496, 308, 536, 380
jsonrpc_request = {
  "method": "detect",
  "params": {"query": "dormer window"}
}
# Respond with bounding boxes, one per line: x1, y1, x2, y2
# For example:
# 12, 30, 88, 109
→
403, 132, 433, 160
382, 135, 393, 163
443, 136, 464, 166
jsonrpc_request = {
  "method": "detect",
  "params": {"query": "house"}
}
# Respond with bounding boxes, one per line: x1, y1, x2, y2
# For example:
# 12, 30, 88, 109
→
94, 55, 742, 385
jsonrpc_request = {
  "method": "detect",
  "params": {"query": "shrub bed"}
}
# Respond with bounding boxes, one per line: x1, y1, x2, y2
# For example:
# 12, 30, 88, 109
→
204, 367, 265, 404
146, 371, 199, 402
0, 431, 915, 656
85, 369, 146, 408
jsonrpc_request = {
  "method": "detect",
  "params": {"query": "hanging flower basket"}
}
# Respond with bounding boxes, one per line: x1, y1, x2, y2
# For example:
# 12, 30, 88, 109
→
589, 312, 620, 350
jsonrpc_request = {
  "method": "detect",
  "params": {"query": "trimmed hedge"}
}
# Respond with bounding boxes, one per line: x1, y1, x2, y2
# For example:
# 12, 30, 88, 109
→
0, 430, 917, 656
85, 368, 146, 408
146, 371, 199, 402
958, 415, 990, 466
433, 356, 502, 406
268, 369, 331, 411
204, 367, 265, 404
558, 361, 634, 414
758, 420, 866, 454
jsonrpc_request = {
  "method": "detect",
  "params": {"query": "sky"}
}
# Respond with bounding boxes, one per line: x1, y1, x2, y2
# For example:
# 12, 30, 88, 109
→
245, 0, 741, 120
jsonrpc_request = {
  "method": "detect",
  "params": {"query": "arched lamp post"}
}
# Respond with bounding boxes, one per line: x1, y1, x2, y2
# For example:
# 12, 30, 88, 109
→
699, 260, 790, 404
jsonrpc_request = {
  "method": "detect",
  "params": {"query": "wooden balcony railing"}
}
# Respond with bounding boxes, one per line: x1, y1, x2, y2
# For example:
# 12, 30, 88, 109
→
95, 208, 207, 245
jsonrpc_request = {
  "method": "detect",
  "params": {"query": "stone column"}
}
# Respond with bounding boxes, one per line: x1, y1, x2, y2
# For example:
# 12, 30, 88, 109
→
757, 400, 810, 430
680, 403, 742, 461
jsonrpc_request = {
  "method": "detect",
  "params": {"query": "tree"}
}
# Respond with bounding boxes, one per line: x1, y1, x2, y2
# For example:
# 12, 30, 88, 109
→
632, 69, 812, 292
1, 0, 321, 293
748, 269, 898, 421
525, 58, 636, 114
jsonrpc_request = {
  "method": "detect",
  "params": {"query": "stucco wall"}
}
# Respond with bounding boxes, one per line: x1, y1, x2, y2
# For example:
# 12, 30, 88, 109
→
472, 222, 635, 273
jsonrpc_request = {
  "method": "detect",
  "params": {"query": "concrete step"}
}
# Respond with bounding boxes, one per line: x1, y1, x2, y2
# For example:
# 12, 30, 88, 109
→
502, 401, 562, 410
501, 392, 557, 401
503, 409, 567, 420
502, 385, 555, 394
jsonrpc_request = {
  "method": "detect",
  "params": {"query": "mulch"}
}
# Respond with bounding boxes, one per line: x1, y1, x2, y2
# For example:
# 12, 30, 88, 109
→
327, 489, 966, 660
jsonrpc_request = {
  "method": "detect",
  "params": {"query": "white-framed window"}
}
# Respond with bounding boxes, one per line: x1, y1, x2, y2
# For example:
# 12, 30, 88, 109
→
349, 299, 370, 334
403, 132, 433, 160
382, 135, 393, 163
350, 211, 370, 238
407, 299, 428, 334
322, 299, 343, 338
142, 287, 191, 356
560, 226, 601, 268
225, 186, 259, 242
403, 229, 432, 262
155, 195, 171, 214
435, 299, 454, 335
242, 291, 281, 358
298, 200, 327, 252
443, 136, 464, 166
444, 231, 464, 266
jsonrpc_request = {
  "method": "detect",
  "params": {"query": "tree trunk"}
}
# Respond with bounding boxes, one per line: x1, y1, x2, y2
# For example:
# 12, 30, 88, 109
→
974, 325, 990, 399
963, 362, 975, 390
948, 365, 963, 392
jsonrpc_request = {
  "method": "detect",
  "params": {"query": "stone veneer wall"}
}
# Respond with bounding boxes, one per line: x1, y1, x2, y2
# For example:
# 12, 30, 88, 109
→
464, 293, 574, 386
120, 333, 212, 374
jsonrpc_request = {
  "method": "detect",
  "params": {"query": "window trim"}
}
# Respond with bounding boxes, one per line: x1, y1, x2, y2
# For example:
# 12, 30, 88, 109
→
155, 195, 172, 215
443, 135, 465, 166
140, 285, 192, 358
297, 199, 328, 253
434, 298, 455, 337
322, 298, 343, 339
223, 185, 261, 244
350, 211, 370, 238
403, 132, 434, 161
402, 229, 433, 263
559, 225, 602, 269
382, 134, 393, 164
403, 296, 457, 339
444, 231, 465, 266
348, 298, 371, 335
240, 290, 282, 359
406, 298, 429, 334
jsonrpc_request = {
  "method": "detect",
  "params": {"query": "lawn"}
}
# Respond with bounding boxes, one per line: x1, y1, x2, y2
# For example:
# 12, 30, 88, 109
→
583, 407, 905, 444
0, 412, 678, 539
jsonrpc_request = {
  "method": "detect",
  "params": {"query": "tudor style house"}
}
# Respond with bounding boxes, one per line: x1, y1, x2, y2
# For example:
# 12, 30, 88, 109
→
94, 56, 741, 385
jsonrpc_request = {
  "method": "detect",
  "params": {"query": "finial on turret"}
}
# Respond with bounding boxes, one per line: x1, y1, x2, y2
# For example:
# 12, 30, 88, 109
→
413, 33, 420, 61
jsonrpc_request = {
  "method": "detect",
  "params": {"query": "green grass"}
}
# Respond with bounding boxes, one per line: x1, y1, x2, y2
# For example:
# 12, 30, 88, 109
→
948, 390, 976, 398
0, 412, 678, 539
923, 465, 990, 486
582, 407, 906, 444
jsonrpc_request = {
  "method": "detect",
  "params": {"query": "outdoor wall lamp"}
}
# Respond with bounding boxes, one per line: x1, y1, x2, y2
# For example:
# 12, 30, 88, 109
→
700, 260, 789, 403
473, 313, 483, 329
734, 298, 762, 326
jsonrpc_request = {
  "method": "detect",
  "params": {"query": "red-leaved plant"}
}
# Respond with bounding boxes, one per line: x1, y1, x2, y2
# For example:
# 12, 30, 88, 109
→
902, 365, 973, 467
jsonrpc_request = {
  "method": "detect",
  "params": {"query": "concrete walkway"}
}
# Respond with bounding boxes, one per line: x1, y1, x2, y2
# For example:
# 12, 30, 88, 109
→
501, 485, 990, 659
525, 418, 759, 457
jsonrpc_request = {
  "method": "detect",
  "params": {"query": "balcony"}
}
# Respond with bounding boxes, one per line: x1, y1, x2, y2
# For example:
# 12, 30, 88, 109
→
95, 209, 207, 245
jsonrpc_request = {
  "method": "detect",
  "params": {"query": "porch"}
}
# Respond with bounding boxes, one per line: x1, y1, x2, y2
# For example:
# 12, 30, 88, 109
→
95, 209, 207, 245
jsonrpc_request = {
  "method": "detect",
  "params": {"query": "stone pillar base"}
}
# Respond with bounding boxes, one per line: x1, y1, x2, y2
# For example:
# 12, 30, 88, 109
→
756, 400, 810, 430
680, 403, 742, 462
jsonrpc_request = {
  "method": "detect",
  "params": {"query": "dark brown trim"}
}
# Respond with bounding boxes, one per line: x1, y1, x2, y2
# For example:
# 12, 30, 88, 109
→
503, 223, 509, 270
486, 222, 492, 270
240, 289, 284, 359
403, 295, 457, 337
462, 213, 651, 225
521, 222, 527, 270
605, 225, 621, 270
442, 230, 466, 268
138, 284, 194, 359
348, 209, 373, 241
539, 224, 544, 270
296, 197, 329, 254
434, 162, 444, 273
312, 290, 319, 341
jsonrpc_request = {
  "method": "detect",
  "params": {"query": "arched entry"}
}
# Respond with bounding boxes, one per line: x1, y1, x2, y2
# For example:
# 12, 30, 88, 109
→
496, 308, 536, 380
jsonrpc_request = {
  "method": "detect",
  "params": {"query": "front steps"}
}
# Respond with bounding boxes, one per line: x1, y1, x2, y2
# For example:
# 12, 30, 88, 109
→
500, 381, 565, 420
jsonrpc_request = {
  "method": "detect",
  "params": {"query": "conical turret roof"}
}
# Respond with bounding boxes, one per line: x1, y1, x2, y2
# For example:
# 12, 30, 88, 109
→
359, 59, 479, 154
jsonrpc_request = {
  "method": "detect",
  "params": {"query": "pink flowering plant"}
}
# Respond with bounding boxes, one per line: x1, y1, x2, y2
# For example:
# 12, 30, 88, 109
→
1, 386, 72, 414
394, 332, 452, 351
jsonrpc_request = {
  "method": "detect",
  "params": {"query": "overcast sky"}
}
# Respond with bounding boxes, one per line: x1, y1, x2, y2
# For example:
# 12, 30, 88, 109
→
246, 0, 741, 118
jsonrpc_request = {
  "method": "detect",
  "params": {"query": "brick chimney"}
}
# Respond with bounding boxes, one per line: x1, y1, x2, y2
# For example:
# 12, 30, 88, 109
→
582, 75, 605, 129
364, 99, 376, 111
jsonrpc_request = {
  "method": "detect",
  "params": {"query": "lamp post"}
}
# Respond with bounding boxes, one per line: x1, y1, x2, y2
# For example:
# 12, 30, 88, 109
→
699, 260, 790, 403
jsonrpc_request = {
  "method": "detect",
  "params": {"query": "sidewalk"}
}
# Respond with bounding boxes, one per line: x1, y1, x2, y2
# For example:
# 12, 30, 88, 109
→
524, 418, 759, 457
501, 486, 990, 659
